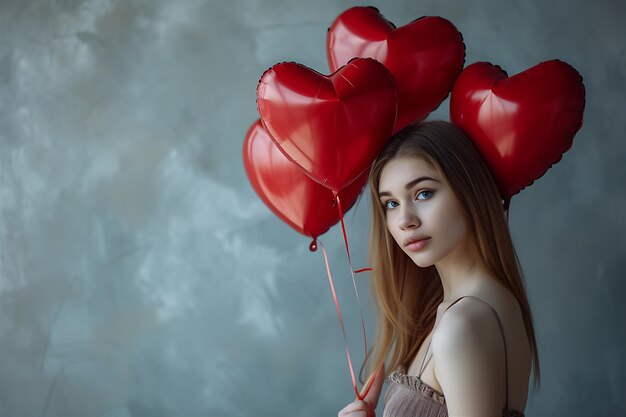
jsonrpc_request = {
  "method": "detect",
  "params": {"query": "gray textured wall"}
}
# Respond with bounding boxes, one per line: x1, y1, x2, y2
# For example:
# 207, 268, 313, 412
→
0, 0, 624, 416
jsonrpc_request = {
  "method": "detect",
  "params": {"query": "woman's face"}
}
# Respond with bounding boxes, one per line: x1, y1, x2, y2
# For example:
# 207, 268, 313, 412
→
378, 155, 471, 268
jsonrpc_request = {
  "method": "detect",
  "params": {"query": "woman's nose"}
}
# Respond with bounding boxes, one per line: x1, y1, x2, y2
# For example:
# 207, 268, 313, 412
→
398, 205, 420, 229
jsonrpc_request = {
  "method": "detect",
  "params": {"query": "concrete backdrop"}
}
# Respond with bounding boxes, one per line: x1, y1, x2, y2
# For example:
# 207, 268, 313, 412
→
0, 0, 624, 416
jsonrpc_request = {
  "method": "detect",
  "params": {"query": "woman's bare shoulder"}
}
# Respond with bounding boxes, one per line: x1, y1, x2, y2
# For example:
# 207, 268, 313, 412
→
431, 289, 531, 413
430, 298, 508, 415
433, 296, 504, 346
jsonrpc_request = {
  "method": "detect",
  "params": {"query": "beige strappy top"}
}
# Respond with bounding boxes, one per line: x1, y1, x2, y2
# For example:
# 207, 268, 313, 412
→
382, 295, 525, 417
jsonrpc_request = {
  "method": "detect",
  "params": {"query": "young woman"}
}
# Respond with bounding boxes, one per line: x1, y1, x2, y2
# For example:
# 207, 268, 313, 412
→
338, 120, 539, 417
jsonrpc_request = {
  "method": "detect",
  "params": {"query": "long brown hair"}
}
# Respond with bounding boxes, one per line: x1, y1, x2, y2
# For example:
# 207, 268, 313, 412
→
359, 120, 540, 395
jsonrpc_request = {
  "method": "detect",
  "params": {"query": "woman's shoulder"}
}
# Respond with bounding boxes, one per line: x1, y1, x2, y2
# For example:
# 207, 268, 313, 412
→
433, 282, 523, 346
429, 286, 531, 413
432, 295, 505, 350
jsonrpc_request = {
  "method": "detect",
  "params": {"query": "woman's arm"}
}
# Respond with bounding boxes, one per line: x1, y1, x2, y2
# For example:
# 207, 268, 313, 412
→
432, 299, 507, 417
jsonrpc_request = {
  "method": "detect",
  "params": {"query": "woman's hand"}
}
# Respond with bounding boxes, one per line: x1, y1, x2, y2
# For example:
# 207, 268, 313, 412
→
338, 366, 385, 417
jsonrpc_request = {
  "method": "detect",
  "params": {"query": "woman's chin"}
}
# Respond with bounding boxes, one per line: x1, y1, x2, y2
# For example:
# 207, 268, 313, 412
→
409, 255, 435, 268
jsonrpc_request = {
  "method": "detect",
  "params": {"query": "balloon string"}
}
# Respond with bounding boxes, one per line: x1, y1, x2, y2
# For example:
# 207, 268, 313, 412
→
332, 190, 373, 400
319, 239, 364, 401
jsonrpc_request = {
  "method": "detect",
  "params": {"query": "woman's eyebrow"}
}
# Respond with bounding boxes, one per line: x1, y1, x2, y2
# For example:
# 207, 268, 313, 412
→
378, 176, 440, 197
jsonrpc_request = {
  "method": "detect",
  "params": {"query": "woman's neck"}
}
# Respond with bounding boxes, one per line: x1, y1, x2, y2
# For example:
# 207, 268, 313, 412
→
434, 240, 491, 302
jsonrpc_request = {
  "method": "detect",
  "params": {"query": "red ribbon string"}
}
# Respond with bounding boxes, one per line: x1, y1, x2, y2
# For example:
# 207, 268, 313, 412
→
318, 191, 373, 400
318, 239, 364, 400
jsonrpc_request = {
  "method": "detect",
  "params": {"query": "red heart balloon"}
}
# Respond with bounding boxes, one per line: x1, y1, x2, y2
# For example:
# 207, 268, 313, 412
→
450, 60, 586, 200
242, 119, 369, 246
256, 57, 397, 193
327, 6, 465, 132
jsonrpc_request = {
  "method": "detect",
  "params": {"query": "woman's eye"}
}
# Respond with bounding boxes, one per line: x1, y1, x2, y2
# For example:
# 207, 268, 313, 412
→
417, 190, 434, 200
382, 200, 398, 210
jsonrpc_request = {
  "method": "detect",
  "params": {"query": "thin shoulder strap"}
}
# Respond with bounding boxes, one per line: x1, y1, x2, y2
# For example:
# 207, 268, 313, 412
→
417, 296, 468, 377
417, 295, 510, 409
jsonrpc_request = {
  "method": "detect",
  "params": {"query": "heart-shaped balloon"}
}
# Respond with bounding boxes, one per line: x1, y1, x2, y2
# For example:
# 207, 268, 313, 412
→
450, 60, 586, 201
257, 57, 397, 193
327, 6, 465, 132
243, 119, 368, 247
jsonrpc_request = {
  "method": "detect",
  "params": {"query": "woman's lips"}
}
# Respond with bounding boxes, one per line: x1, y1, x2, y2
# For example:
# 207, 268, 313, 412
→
405, 237, 431, 252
